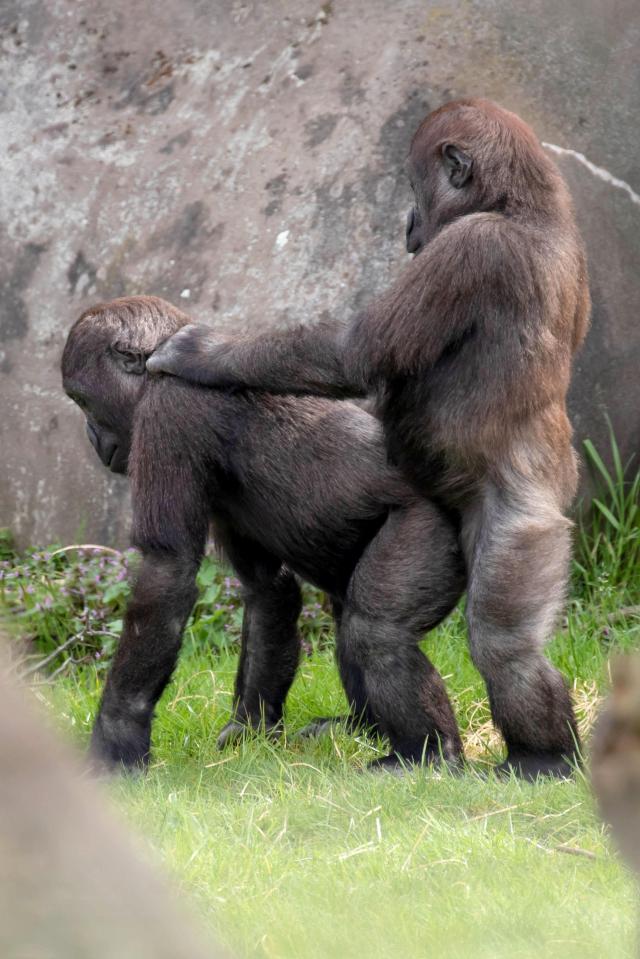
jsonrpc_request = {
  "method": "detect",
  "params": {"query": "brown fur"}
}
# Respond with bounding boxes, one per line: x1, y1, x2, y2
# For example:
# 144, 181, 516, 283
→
0, 635, 221, 958
146, 99, 591, 778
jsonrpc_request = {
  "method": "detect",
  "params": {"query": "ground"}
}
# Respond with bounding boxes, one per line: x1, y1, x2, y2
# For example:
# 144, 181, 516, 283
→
4, 437, 640, 958
35, 601, 639, 959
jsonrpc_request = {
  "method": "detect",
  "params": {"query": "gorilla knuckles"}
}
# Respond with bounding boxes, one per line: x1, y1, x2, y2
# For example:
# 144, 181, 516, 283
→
145, 324, 202, 376
145, 99, 591, 779
62, 296, 466, 773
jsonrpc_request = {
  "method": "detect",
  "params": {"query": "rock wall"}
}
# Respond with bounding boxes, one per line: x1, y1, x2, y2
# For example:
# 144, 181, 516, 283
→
1, 0, 638, 546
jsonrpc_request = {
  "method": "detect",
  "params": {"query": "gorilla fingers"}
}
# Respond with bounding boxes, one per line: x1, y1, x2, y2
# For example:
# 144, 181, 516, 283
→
147, 320, 365, 398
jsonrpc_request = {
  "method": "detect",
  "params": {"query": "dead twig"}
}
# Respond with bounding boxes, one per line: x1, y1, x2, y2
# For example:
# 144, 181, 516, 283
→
49, 544, 123, 558
607, 606, 640, 623
17, 636, 79, 680
554, 844, 598, 861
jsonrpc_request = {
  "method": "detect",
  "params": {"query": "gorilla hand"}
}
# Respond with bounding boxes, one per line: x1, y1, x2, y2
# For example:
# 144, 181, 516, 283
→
146, 324, 233, 385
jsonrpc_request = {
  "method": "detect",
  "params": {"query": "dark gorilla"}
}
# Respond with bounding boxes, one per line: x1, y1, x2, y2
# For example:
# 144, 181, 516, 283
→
147, 99, 591, 780
62, 296, 465, 773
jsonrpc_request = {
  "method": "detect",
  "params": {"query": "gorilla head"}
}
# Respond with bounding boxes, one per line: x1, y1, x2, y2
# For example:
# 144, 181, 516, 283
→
62, 296, 189, 474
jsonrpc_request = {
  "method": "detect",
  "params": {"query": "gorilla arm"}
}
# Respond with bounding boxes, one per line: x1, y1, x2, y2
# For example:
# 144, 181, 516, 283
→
89, 543, 202, 771
146, 319, 366, 398
90, 407, 208, 771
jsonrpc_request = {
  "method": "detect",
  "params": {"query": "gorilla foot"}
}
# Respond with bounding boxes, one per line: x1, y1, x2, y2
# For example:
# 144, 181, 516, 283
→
216, 720, 247, 750
216, 717, 283, 750
296, 715, 359, 739
366, 753, 412, 775
496, 752, 577, 782
88, 738, 149, 776
366, 750, 462, 776
87, 754, 146, 779
88, 713, 150, 775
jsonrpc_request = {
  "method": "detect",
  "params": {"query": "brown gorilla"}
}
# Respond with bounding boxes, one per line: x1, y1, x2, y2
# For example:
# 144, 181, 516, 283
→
147, 99, 591, 779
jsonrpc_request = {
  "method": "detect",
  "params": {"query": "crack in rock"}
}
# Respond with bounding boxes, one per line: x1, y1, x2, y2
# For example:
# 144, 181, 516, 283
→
543, 142, 640, 208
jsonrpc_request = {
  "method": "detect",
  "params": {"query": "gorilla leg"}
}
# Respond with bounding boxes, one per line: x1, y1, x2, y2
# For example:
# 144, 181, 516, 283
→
464, 481, 579, 780
216, 539, 302, 748
336, 501, 465, 770
296, 598, 376, 739
90, 554, 199, 771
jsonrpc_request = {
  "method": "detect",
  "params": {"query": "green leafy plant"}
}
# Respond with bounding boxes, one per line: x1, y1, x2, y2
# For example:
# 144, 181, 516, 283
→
0, 528, 16, 562
1, 546, 333, 678
574, 425, 640, 600
0, 546, 137, 675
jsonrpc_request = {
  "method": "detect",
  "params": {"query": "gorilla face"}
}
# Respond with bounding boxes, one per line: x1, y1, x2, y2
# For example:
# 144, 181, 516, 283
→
63, 345, 151, 475
64, 382, 132, 474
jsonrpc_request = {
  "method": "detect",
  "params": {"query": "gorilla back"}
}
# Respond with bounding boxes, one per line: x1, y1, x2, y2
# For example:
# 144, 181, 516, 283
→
62, 296, 465, 773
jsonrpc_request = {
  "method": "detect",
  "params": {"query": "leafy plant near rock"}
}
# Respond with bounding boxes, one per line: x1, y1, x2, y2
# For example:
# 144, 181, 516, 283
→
1, 545, 137, 676
575, 428, 640, 600
0, 543, 331, 680
1, 432, 639, 692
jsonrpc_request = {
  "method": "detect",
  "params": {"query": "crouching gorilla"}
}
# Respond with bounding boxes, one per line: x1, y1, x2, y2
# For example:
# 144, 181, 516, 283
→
62, 296, 465, 773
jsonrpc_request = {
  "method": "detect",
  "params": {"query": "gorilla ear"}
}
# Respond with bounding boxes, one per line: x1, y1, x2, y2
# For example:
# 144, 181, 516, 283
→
111, 344, 147, 375
441, 143, 473, 188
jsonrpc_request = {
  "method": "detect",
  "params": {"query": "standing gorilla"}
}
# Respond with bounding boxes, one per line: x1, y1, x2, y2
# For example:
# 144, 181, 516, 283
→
148, 99, 591, 779
62, 296, 465, 773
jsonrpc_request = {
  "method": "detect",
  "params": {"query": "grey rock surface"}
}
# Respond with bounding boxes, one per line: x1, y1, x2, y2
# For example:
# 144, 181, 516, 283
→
1, 0, 638, 547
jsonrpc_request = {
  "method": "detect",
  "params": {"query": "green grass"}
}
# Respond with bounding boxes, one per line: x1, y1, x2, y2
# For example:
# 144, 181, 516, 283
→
4, 432, 640, 958
575, 427, 640, 599
39, 622, 638, 959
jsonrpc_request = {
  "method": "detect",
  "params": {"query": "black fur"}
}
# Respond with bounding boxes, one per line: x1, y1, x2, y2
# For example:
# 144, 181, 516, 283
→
62, 297, 465, 773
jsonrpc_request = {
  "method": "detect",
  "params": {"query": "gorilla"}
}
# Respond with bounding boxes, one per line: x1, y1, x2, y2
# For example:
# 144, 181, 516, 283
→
147, 99, 589, 780
62, 295, 465, 773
